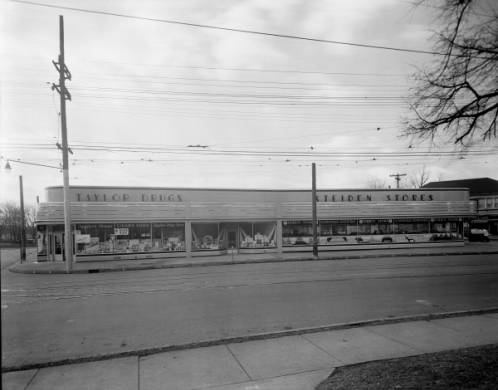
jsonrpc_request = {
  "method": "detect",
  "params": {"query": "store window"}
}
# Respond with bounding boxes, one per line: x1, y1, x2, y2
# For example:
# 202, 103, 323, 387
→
113, 223, 152, 253
282, 220, 313, 246
75, 224, 115, 254
321, 220, 358, 236
430, 218, 460, 240
192, 223, 225, 250
239, 222, 276, 248
358, 219, 392, 235
393, 219, 429, 234
151, 223, 185, 252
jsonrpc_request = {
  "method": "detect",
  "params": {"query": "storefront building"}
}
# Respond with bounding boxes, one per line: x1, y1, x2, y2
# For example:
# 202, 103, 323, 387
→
35, 186, 474, 262
423, 178, 498, 236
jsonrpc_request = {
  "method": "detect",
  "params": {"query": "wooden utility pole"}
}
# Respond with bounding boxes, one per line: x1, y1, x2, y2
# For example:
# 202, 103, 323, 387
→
390, 173, 406, 189
52, 15, 73, 273
312, 163, 318, 258
19, 175, 26, 263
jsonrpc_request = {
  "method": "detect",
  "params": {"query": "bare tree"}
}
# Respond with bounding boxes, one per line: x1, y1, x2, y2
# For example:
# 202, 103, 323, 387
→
405, 0, 498, 145
409, 166, 432, 188
366, 177, 388, 189
0, 202, 36, 242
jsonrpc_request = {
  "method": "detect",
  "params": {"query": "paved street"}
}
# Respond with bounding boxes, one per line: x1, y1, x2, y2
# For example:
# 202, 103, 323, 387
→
4, 313, 498, 390
2, 251, 498, 369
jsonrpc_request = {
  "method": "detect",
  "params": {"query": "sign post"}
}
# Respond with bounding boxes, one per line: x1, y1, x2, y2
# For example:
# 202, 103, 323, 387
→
312, 163, 318, 258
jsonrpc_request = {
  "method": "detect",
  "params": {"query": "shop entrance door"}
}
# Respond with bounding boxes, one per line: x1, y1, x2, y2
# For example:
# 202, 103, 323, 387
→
225, 224, 238, 249
49, 232, 64, 262
228, 230, 237, 249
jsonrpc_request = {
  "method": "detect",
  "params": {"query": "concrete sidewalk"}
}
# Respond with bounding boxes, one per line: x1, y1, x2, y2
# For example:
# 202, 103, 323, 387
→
8, 241, 498, 274
3, 312, 498, 390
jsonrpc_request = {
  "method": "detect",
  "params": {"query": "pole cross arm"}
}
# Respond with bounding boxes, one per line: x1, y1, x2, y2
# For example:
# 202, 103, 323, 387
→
51, 83, 72, 101
63, 64, 71, 80
52, 60, 72, 81
56, 142, 73, 155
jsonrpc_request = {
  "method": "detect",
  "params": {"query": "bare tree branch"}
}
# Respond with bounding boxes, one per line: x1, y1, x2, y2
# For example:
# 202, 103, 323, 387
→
405, 0, 498, 145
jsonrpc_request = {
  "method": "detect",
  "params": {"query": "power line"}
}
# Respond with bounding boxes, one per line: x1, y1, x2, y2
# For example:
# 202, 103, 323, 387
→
5, 141, 496, 158
11, 0, 443, 56
87, 62, 409, 77
8, 63, 409, 78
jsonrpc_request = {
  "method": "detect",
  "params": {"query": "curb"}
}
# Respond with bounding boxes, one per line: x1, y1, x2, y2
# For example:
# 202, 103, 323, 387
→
8, 250, 498, 274
3, 307, 498, 373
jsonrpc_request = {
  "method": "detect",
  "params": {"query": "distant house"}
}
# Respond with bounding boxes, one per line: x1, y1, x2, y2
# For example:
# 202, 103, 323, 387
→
423, 178, 498, 235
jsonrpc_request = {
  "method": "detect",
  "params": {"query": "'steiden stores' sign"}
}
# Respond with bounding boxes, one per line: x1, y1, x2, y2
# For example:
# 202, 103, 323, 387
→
316, 192, 434, 202
76, 192, 183, 202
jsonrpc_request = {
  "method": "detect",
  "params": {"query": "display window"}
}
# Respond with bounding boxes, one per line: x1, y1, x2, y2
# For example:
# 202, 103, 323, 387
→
318, 220, 359, 245
430, 218, 461, 240
151, 223, 185, 252
354, 219, 428, 244
358, 219, 392, 235
239, 222, 276, 248
113, 223, 152, 253
75, 224, 114, 254
191, 223, 226, 250
394, 219, 429, 234
282, 220, 313, 246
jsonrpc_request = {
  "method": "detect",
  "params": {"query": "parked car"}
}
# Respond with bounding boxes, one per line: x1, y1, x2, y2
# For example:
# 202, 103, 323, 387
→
469, 228, 490, 242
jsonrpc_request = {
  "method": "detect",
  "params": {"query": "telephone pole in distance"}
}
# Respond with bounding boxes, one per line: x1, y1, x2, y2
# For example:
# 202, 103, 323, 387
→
390, 173, 406, 189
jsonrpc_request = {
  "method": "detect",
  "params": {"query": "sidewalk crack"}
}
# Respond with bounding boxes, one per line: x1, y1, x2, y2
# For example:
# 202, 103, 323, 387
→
23, 368, 39, 390
225, 344, 253, 381
300, 334, 344, 364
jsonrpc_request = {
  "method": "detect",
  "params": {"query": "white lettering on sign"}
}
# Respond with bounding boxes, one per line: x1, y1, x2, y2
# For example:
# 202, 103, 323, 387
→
114, 228, 129, 236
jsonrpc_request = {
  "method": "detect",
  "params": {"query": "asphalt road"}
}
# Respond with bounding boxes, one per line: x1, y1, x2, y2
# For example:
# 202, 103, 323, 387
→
2, 252, 498, 368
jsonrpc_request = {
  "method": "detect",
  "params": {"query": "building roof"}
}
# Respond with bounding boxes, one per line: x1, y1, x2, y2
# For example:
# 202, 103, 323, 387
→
422, 177, 498, 197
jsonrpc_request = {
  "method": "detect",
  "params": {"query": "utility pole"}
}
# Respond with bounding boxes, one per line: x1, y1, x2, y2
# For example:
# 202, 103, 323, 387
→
390, 173, 406, 189
312, 163, 318, 258
52, 15, 73, 273
19, 175, 26, 263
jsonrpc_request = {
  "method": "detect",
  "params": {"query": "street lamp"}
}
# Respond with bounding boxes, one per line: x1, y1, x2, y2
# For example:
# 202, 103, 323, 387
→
4, 159, 61, 171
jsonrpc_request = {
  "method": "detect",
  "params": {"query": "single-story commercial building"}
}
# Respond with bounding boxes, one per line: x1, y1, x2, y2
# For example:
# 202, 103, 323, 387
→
35, 186, 475, 262
423, 177, 498, 236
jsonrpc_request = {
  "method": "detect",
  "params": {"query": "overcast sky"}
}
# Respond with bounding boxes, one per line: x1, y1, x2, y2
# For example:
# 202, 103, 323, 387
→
1, 0, 497, 206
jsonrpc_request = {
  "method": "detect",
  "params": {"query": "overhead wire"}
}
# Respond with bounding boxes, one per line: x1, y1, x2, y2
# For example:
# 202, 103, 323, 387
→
12, 0, 444, 56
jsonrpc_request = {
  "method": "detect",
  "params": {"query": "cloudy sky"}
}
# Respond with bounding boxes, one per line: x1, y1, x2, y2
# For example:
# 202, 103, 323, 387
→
1, 0, 497, 205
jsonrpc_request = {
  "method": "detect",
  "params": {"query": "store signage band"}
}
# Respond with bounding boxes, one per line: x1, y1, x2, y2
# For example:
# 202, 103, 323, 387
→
75, 191, 435, 203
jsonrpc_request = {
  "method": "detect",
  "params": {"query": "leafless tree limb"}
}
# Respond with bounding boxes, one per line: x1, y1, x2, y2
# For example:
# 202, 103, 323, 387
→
405, 0, 498, 145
